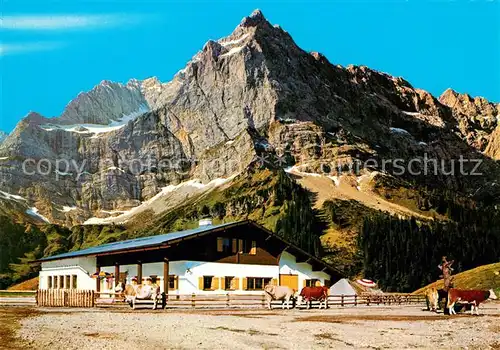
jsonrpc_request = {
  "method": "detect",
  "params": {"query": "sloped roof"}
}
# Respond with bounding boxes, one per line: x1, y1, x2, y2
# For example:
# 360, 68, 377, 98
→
36, 220, 343, 277
37, 221, 241, 262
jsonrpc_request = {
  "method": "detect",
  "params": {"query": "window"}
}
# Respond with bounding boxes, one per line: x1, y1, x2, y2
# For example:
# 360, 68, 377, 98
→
217, 237, 231, 253
65, 275, 71, 289
58, 275, 64, 289
48, 276, 53, 289
168, 275, 178, 290
238, 240, 257, 255
250, 240, 257, 255
224, 276, 234, 290
203, 276, 214, 290
72, 275, 77, 289
246, 277, 272, 290
305, 279, 319, 287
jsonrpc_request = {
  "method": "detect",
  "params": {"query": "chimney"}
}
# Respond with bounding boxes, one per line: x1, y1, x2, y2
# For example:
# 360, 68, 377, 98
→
199, 218, 213, 227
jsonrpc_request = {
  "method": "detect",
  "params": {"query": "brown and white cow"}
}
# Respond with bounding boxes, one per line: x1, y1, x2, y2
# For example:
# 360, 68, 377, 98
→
264, 285, 296, 309
298, 286, 329, 309
115, 278, 161, 310
447, 288, 498, 315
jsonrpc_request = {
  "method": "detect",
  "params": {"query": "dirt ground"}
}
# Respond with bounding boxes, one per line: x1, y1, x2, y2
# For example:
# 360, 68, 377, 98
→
3, 304, 500, 349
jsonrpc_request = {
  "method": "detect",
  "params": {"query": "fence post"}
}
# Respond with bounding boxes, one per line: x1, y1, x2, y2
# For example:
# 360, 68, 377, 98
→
261, 294, 266, 308
341, 295, 344, 307
354, 295, 357, 306
226, 293, 230, 308
191, 293, 196, 308
366, 295, 370, 306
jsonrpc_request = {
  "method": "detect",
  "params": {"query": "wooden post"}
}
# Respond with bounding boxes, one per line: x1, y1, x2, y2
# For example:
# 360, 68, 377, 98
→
114, 263, 120, 285
341, 294, 344, 307
163, 258, 169, 298
191, 293, 196, 308
354, 295, 357, 306
137, 261, 143, 283
96, 266, 101, 293
226, 293, 230, 308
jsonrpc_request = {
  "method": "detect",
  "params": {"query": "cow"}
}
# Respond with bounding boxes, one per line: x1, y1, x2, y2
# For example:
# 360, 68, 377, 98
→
447, 288, 498, 315
115, 277, 161, 310
425, 288, 439, 312
298, 286, 329, 309
263, 284, 296, 309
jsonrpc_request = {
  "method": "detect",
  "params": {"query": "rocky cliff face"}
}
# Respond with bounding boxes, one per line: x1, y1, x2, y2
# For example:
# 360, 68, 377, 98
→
0, 9, 499, 226
439, 88, 499, 157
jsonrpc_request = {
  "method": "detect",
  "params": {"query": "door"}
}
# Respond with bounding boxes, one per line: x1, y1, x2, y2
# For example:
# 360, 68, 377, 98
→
279, 274, 299, 290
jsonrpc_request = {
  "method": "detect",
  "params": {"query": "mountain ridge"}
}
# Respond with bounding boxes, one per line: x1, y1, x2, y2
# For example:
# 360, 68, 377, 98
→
1, 9, 499, 292
0, 9, 499, 226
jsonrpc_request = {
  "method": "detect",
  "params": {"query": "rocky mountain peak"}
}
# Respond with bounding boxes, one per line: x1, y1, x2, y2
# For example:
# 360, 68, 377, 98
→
240, 9, 267, 27
57, 79, 149, 125
22, 111, 48, 125
1, 8, 499, 228
439, 88, 499, 119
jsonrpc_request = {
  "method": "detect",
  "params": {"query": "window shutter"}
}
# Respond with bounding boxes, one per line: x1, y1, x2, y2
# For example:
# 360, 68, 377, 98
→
231, 277, 239, 290
211, 277, 219, 290
303, 279, 307, 288
221, 277, 226, 290
272, 278, 278, 286
232, 239, 237, 253
198, 277, 204, 290
238, 239, 243, 253
242, 277, 247, 290
217, 237, 223, 252
250, 241, 257, 255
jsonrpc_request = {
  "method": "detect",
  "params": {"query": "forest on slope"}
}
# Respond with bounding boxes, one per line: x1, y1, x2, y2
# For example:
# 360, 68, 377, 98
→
1, 168, 499, 292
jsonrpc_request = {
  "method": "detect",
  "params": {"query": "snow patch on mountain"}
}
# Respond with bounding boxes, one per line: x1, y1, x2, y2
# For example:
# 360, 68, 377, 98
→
219, 33, 249, 47
220, 46, 245, 57
83, 175, 237, 225
39, 105, 149, 137
60, 206, 78, 212
0, 190, 26, 202
26, 207, 50, 223
390, 127, 411, 136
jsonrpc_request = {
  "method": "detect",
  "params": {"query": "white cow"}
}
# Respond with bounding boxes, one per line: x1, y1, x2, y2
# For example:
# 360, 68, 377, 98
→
263, 284, 296, 309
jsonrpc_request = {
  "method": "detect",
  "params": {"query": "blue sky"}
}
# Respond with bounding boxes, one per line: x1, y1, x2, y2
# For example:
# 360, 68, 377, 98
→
1, 0, 499, 133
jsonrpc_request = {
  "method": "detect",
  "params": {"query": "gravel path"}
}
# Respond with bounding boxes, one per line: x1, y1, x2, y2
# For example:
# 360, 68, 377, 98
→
15, 304, 500, 349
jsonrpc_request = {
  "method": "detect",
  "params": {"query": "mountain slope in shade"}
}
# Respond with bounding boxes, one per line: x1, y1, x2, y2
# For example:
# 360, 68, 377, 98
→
0, 9, 499, 227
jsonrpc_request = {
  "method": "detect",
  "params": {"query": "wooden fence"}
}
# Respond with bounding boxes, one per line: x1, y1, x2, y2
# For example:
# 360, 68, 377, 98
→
37, 289, 95, 307
23, 290, 425, 309
94, 292, 426, 309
